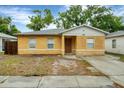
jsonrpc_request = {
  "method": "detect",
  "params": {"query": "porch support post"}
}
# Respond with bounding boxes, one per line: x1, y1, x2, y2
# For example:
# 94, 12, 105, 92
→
75, 36, 79, 55
0, 37, 2, 52
61, 35, 65, 56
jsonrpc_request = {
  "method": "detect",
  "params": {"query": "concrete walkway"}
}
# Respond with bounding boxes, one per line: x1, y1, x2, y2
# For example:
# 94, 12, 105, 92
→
82, 55, 124, 87
0, 76, 115, 88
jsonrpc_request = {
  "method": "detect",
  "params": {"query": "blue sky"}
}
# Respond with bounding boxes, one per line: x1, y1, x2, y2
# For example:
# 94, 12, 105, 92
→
0, 5, 124, 32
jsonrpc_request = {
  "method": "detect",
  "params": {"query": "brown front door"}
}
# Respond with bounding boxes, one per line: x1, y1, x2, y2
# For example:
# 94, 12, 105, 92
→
65, 38, 72, 53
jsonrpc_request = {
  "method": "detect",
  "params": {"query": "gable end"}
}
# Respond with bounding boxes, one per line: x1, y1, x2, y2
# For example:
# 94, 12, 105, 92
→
63, 26, 106, 36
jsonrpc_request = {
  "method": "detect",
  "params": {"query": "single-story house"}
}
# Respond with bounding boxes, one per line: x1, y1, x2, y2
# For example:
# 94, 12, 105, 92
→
105, 31, 124, 54
0, 33, 17, 52
17, 24, 108, 56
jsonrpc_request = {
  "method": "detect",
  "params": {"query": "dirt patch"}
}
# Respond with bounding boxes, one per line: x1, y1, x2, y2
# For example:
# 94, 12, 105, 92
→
51, 58, 104, 76
113, 82, 124, 88
0, 55, 104, 76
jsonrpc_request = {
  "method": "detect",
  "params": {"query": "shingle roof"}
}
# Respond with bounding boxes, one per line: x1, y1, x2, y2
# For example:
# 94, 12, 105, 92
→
0, 33, 17, 39
17, 25, 108, 36
17, 29, 64, 35
106, 31, 124, 38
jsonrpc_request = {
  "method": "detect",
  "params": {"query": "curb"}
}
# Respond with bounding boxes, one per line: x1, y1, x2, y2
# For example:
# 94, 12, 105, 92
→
109, 76, 124, 87
0, 76, 9, 84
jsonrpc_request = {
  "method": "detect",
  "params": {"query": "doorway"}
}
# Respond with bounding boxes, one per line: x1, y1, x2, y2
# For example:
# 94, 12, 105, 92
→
65, 38, 72, 53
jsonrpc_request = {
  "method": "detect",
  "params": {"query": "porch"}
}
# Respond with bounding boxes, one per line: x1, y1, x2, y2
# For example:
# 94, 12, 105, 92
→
61, 36, 77, 55
0, 33, 17, 52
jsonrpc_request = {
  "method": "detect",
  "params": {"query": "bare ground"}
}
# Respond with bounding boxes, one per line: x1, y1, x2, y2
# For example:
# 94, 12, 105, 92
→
0, 55, 104, 76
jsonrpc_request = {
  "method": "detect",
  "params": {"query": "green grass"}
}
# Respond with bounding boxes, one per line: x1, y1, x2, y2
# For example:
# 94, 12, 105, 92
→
42, 57, 56, 62
0, 55, 56, 76
106, 52, 124, 62
1, 57, 22, 65
0, 52, 4, 55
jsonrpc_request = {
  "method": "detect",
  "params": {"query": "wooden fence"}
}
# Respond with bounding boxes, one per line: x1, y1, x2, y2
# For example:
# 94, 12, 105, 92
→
4, 41, 17, 55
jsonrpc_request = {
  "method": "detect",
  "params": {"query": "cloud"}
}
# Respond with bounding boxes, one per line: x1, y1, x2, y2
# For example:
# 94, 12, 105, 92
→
64, 5, 87, 11
0, 6, 33, 25
81, 5, 87, 10
46, 23, 57, 29
113, 7, 124, 16
64, 5, 70, 10
107, 5, 124, 16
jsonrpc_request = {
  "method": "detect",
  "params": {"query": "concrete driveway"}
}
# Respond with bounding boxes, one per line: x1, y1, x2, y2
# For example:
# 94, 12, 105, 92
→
82, 55, 124, 87
0, 76, 115, 88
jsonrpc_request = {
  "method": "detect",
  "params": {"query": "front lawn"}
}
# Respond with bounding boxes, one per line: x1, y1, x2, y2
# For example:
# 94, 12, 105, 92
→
106, 52, 124, 62
0, 55, 104, 76
0, 55, 55, 76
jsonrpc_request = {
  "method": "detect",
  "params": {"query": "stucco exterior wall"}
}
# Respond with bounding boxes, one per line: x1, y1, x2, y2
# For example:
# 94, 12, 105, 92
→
75, 36, 105, 56
71, 37, 76, 54
18, 35, 105, 55
18, 35, 62, 54
18, 26, 105, 55
105, 36, 124, 54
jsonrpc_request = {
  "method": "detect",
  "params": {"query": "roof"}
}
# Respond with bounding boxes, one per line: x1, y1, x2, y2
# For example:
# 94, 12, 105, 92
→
17, 24, 108, 36
17, 29, 64, 35
0, 33, 17, 39
106, 31, 124, 38
60, 24, 109, 34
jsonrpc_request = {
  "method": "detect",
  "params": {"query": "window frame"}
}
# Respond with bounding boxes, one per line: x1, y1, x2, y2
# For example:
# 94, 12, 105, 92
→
47, 37, 54, 49
86, 38, 94, 49
28, 38, 37, 49
112, 39, 116, 48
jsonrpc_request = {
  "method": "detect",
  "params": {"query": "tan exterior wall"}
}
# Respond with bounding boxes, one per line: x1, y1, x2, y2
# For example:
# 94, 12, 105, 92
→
71, 37, 76, 54
18, 35, 62, 54
18, 35, 105, 56
75, 36, 105, 56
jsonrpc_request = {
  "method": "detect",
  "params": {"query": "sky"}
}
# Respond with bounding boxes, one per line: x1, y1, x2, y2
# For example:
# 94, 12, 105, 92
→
0, 5, 124, 32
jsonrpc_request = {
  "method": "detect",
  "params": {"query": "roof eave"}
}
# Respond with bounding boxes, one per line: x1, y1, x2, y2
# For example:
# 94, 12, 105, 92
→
106, 35, 124, 38
60, 24, 109, 35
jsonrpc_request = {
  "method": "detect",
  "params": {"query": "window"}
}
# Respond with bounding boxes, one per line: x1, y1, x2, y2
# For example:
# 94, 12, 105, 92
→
87, 39, 94, 48
112, 39, 116, 48
28, 39, 36, 48
47, 38, 54, 49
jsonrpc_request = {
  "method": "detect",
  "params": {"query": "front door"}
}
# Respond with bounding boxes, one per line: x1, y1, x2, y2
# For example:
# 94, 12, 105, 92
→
65, 38, 72, 53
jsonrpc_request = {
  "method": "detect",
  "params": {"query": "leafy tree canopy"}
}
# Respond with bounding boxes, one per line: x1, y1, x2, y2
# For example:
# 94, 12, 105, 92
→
0, 16, 20, 35
55, 5, 124, 32
27, 9, 53, 31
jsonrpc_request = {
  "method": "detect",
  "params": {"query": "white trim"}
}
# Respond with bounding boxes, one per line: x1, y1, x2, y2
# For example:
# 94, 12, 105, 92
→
0, 33, 17, 39
61, 24, 109, 34
28, 38, 37, 49
86, 38, 95, 49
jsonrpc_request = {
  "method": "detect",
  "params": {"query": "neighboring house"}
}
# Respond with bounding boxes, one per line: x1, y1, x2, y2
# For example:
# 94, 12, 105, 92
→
17, 24, 108, 56
0, 33, 17, 52
105, 31, 124, 54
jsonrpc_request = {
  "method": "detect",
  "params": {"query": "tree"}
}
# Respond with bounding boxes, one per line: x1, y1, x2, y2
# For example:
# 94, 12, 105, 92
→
27, 9, 53, 31
55, 5, 86, 29
0, 16, 20, 35
84, 5, 124, 32
55, 5, 124, 32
